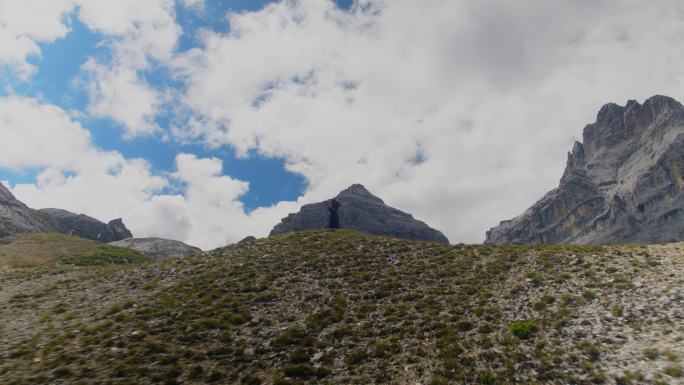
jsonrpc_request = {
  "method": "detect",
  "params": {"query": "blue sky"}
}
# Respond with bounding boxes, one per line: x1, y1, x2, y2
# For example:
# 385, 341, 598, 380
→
2, 0, 681, 248
0, 0, 359, 210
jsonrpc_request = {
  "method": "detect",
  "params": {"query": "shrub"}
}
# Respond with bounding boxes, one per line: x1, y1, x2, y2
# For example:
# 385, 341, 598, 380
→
644, 348, 660, 360
241, 375, 262, 385
274, 327, 312, 349
664, 365, 683, 378
430, 375, 449, 385
509, 320, 539, 340
282, 364, 315, 378
582, 289, 596, 301
456, 320, 474, 332
346, 349, 368, 366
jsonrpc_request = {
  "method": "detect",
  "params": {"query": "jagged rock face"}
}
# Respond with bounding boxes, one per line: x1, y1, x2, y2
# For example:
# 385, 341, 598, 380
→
270, 184, 449, 243
108, 218, 133, 241
486, 95, 684, 244
109, 238, 201, 259
39, 208, 133, 243
0, 184, 55, 237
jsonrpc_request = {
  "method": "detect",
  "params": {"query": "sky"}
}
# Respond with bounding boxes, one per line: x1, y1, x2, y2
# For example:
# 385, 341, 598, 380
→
1, 0, 683, 250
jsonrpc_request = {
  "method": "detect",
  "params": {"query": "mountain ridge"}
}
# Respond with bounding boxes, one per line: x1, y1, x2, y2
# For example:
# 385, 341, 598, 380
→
486, 95, 684, 244
0, 183, 133, 243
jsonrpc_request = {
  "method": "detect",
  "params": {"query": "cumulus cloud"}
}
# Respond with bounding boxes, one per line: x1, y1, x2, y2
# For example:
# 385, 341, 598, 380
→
0, 0, 73, 78
77, 0, 181, 137
1, 95, 296, 249
0, 95, 92, 170
173, 0, 684, 243
0, 0, 183, 136
5, 0, 684, 246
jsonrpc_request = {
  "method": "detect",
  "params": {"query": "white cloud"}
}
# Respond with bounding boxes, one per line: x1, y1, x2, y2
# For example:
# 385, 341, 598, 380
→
1, 95, 297, 249
6, 0, 684, 247
82, 60, 160, 137
0, 0, 74, 78
76, 0, 181, 137
0, 95, 93, 170
173, 0, 684, 243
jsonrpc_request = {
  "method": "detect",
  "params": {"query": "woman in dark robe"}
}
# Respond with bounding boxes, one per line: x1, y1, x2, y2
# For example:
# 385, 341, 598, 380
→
328, 199, 341, 229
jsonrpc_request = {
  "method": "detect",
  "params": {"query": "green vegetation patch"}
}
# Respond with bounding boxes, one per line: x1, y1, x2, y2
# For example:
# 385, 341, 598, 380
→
509, 320, 539, 340
61, 245, 149, 266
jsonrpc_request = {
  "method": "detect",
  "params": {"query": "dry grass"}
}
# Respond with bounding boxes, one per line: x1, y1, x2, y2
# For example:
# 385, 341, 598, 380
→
0, 233, 147, 267
0, 230, 682, 385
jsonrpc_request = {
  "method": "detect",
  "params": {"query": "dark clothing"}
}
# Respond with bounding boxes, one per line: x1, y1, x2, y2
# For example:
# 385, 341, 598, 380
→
328, 199, 341, 229
328, 207, 340, 228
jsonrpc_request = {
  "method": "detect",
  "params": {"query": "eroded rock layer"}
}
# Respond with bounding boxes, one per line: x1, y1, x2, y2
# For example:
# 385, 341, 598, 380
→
486, 95, 684, 244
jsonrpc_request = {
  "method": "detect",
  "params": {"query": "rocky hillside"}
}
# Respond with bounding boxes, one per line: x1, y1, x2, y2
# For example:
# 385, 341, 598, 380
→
109, 237, 202, 259
270, 184, 449, 243
487, 95, 684, 244
1, 230, 682, 384
0, 183, 132, 242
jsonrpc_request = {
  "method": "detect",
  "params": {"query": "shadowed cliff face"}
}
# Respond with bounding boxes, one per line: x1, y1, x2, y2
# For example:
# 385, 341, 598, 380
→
486, 95, 684, 244
39, 208, 133, 243
0, 184, 54, 237
0, 183, 133, 242
270, 184, 449, 243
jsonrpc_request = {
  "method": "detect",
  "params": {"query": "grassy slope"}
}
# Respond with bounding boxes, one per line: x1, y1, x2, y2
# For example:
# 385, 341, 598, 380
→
0, 232, 149, 267
0, 230, 682, 384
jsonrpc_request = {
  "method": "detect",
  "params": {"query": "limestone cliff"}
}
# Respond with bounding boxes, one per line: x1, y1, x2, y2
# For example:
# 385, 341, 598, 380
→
486, 95, 684, 244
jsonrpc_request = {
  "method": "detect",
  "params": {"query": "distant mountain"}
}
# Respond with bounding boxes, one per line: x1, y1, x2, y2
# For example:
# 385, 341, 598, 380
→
0, 183, 54, 237
0, 183, 132, 242
109, 237, 201, 259
270, 184, 449, 243
486, 95, 684, 244
40, 208, 132, 243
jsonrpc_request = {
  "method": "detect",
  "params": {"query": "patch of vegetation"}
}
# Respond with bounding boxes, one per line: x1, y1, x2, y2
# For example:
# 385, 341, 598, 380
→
61, 245, 148, 266
509, 320, 539, 340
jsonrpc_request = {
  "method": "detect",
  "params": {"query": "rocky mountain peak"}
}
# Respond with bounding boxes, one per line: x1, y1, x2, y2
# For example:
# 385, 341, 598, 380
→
0, 183, 17, 202
487, 95, 684, 244
337, 183, 385, 204
270, 184, 449, 243
584, 95, 683, 157
108, 218, 133, 240
1, 184, 55, 237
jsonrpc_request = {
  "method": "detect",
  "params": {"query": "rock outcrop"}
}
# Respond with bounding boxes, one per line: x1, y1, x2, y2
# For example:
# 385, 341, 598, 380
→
270, 184, 449, 243
0, 183, 54, 237
238, 236, 257, 244
486, 95, 684, 244
109, 238, 201, 259
39, 208, 132, 243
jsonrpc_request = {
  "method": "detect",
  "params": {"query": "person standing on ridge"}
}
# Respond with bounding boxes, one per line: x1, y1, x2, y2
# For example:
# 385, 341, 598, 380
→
328, 199, 341, 229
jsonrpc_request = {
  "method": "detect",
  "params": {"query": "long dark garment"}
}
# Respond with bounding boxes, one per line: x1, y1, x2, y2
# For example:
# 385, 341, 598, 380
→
328, 200, 341, 229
